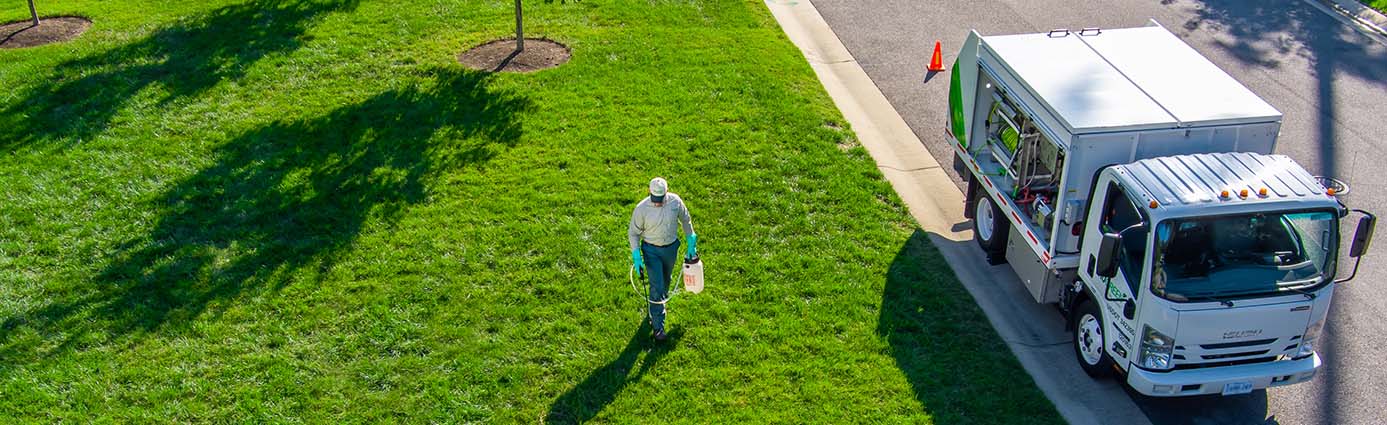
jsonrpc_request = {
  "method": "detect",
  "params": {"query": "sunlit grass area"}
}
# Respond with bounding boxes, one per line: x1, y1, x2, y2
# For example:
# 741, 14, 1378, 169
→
0, 0, 1059, 422
1368, 0, 1387, 15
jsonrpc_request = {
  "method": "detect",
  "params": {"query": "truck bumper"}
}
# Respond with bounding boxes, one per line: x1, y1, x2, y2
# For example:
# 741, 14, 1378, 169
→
1125, 353, 1321, 397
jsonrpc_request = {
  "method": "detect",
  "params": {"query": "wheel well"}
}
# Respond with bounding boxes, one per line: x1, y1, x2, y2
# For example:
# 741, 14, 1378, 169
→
1062, 281, 1094, 329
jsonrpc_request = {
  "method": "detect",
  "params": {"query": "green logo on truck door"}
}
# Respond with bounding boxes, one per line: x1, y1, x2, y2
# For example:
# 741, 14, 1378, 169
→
949, 60, 967, 148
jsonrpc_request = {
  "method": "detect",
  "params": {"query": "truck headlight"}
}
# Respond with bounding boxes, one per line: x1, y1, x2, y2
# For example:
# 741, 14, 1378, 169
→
1140, 325, 1175, 370
1297, 318, 1326, 358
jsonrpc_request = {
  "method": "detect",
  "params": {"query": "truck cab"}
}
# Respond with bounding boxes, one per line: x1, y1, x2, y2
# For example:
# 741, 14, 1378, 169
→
1072, 153, 1367, 396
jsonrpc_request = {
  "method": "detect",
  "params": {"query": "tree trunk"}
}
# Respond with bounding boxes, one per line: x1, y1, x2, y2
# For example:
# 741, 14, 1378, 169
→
514, 0, 523, 51
28, 0, 40, 26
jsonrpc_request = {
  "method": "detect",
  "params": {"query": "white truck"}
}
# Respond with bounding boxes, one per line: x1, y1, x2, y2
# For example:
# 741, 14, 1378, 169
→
943, 23, 1376, 396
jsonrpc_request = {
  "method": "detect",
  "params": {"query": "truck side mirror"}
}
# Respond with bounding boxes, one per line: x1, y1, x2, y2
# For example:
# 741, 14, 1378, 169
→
1336, 210, 1375, 284
1349, 215, 1375, 258
1096, 233, 1121, 278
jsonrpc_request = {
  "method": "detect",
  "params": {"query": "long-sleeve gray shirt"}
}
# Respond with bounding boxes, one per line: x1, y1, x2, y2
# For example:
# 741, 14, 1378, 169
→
628, 193, 694, 250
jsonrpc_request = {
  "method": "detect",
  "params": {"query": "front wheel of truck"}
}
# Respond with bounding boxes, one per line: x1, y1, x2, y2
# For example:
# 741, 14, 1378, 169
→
1073, 300, 1113, 378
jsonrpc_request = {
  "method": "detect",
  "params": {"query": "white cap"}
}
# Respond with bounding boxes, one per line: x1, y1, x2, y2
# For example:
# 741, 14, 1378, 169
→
649, 177, 668, 196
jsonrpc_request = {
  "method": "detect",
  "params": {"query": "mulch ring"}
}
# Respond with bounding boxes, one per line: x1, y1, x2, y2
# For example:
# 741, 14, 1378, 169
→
1, 16, 91, 49
458, 38, 570, 73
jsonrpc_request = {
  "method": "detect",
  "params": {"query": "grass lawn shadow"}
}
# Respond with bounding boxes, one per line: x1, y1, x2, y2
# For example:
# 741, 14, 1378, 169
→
878, 230, 1059, 423
0, 68, 531, 364
544, 322, 681, 424
0, 0, 359, 149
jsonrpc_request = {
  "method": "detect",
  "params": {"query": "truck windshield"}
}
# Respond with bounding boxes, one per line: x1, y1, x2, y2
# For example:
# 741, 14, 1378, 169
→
1151, 211, 1338, 301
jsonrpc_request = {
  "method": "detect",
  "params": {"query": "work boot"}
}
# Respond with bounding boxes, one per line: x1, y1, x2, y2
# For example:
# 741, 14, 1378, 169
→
654, 329, 667, 342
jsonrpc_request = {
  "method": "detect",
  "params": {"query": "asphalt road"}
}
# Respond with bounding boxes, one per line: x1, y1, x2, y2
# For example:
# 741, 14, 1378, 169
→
808, 0, 1387, 424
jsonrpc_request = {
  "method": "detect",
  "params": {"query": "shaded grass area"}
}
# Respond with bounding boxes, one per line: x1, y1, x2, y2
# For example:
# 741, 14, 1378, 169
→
0, 0, 1059, 422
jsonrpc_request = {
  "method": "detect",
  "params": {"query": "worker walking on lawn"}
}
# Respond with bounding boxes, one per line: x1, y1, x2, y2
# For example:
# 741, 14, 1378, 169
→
629, 177, 696, 341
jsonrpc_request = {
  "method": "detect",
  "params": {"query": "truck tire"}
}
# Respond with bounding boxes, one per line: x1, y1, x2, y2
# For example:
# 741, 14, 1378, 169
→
1073, 300, 1113, 378
970, 184, 1008, 265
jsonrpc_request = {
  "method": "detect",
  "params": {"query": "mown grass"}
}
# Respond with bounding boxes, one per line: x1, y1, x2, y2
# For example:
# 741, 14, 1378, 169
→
0, 0, 1060, 422
1366, 0, 1387, 15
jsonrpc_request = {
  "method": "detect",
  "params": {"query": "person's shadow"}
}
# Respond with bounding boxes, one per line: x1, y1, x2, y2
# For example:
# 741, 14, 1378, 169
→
544, 322, 681, 424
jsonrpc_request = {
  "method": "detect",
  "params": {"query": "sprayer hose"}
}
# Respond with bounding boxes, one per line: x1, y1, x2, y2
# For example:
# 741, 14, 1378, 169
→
629, 263, 683, 306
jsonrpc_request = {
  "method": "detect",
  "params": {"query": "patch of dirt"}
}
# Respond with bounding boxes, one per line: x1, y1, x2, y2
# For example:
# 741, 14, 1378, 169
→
1, 16, 92, 49
458, 38, 570, 73
824, 121, 858, 151
836, 134, 859, 152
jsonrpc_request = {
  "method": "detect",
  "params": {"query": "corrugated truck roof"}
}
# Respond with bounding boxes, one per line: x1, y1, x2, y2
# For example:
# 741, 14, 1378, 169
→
1120, 152, 1326, 209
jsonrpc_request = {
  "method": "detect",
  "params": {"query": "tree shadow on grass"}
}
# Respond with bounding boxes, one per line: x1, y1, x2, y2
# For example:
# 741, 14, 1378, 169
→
0, 0, 358, 149
0, 68, 531, 363
878, 230, 1058, 423
544, 322, 681, 424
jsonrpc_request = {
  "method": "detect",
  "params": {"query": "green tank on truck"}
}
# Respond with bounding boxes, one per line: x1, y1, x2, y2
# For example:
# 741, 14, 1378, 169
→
942, 22, 1376, 397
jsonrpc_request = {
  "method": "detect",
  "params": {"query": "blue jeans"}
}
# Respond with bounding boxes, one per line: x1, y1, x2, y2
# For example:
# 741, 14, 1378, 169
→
641, 240, 680, 332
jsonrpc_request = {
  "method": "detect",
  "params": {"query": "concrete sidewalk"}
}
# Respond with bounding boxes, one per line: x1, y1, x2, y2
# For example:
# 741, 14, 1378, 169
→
764, 1, 1153, 424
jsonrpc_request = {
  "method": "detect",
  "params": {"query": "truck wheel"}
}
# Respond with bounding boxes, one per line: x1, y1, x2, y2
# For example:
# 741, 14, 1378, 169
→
1073, 300, 1113, 378
970, 186, 1008, 264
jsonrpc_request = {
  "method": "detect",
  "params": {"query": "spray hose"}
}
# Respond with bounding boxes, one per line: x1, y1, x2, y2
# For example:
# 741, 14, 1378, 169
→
628, 258, 693, 327
629, 264, 682, 306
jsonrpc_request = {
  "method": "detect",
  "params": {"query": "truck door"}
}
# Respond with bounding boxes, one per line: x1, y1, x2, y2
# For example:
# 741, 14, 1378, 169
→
1081, 174, 1147, 363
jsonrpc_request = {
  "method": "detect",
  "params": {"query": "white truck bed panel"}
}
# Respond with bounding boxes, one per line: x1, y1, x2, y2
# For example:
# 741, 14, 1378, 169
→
1079, 26, 1282, 127
982, 33, 1178, 133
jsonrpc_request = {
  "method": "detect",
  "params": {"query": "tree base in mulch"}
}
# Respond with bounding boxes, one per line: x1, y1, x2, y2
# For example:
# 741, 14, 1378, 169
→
458, 38, 570, 73
1, 17, 91, 49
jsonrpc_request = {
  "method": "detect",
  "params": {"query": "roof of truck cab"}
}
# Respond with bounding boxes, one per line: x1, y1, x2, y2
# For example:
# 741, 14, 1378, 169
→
1114, 152, 1332, 212
980, 25, 1282, 134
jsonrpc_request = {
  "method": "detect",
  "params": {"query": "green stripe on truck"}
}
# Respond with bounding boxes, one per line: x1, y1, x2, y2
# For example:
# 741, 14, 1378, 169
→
949, 60, 967, 147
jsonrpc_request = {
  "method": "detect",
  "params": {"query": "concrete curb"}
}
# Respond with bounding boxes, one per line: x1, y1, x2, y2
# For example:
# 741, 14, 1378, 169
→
1324, 0, 1387, 34
1311, 0, 1387, 41
763, 1, 1154, 424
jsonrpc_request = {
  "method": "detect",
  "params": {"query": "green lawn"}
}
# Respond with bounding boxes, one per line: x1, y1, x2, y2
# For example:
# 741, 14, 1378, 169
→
0, 0, 1060, 422
1366, 0, 1387, 15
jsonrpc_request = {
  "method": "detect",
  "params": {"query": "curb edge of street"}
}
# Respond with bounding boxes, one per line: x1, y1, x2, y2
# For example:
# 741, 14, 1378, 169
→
1313, 0, 1387, 40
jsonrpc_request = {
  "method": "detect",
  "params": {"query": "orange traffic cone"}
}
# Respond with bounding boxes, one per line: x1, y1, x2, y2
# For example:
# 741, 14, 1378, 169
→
928, 40, 945, 72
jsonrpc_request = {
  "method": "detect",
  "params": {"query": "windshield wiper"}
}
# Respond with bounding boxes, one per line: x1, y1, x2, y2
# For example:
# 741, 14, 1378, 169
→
1179, 284, 1317, 303
1275, 281, 1318, 300
1175, 290, 1244, 303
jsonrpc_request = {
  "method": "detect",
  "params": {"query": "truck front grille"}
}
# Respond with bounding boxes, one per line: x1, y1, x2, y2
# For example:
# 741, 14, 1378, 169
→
1172, 356, 1278, 371
1201, 350, 1270, 360
1199, 338, 1278, 350
1175, 336, 1290, 368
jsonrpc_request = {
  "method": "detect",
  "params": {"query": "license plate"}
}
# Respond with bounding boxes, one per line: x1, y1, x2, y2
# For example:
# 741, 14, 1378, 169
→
1222, 381, 1254, 395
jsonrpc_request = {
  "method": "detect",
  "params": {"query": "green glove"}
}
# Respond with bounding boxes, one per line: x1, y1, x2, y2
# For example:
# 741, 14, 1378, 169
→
631, 249, 645, 276
686, 233, 698, 258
